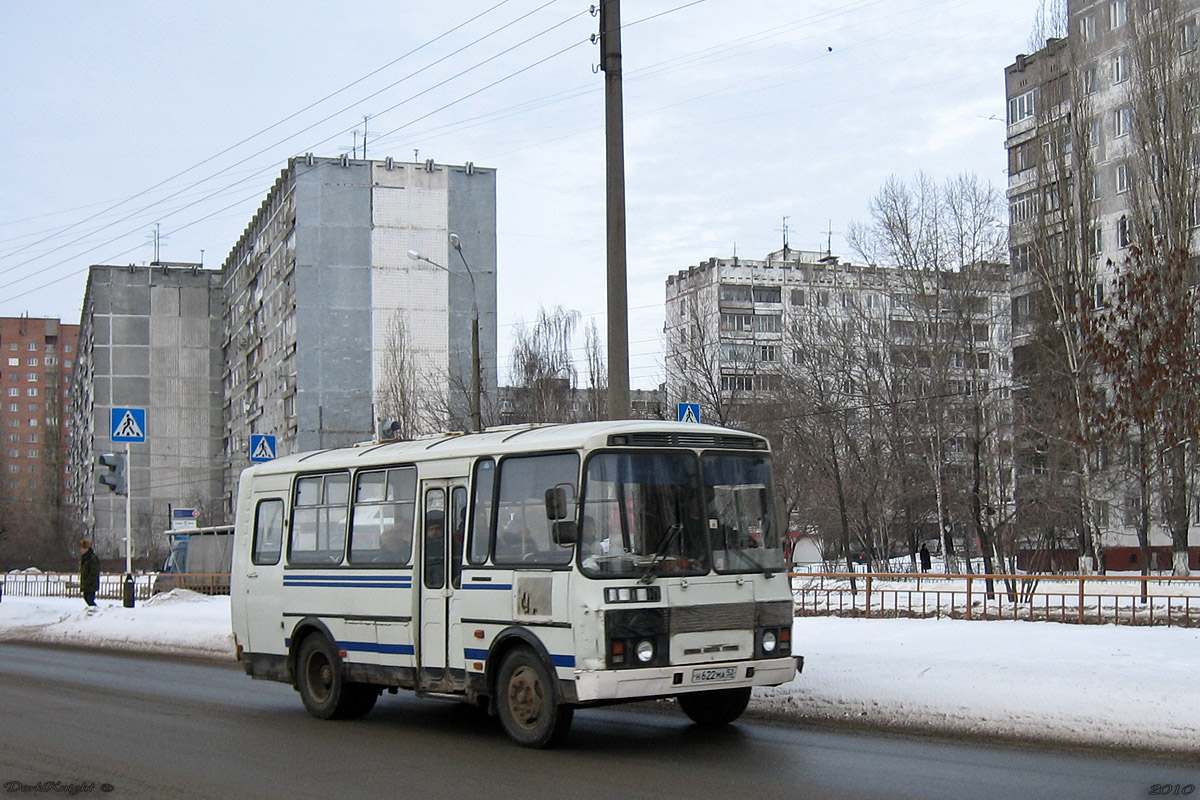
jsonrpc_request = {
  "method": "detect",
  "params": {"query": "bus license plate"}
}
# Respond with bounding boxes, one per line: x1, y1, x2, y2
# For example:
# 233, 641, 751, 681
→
691, 666, 737, 684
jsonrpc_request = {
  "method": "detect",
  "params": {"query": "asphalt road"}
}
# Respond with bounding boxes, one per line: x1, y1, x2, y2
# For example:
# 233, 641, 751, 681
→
0, 643, 1195, 800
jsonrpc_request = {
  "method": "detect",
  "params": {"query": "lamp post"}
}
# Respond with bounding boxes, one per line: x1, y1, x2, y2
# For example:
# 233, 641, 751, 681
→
408, 238, 482, 432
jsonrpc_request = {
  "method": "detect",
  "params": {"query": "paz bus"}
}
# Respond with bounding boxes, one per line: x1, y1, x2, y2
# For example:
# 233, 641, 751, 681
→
230, 420, 801, 747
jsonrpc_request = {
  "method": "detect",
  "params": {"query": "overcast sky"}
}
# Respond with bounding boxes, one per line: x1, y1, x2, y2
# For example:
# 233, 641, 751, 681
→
0, 0, 1045, 388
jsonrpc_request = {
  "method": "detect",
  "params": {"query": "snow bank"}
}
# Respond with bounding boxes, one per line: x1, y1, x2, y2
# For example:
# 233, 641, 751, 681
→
0, 592, 235, 660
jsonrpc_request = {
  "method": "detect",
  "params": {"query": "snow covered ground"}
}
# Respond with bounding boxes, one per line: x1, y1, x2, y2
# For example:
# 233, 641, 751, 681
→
1, 590, 1196, 758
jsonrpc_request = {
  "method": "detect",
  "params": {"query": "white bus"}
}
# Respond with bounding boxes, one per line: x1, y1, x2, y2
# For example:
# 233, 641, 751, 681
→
230, 420, 800, 747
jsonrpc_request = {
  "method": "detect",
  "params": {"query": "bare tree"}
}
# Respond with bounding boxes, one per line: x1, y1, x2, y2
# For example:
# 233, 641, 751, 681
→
508, 306, 581, 423
375, 310, 427, 438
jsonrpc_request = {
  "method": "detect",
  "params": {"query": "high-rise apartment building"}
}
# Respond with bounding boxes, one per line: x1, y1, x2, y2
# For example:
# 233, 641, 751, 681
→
65, 264, 225, 561
0, 316, 77, 563
1005, 0, 1200, 569
221, 155, 497, 494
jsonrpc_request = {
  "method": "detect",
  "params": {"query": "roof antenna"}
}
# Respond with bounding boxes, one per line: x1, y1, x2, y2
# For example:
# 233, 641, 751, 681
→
779, 216, 790, 257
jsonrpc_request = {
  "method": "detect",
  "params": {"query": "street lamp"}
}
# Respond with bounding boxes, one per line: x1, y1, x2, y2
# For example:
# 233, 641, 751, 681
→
408, 237, 482, 432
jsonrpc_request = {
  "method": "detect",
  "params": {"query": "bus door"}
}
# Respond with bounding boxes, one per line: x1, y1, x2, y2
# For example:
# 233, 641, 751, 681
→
417, 482, 468, 688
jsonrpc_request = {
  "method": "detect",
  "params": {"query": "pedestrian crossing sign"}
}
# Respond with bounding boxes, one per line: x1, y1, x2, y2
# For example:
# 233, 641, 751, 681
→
677, 403, 701, 424
111, 407, 146, 442
250, 434, 277, 462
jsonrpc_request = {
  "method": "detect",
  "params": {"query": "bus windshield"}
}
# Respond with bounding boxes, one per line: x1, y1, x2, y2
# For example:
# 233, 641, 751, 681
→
703, 453, 785, 574
579, 452, 709, 579
579, 450, 784, 579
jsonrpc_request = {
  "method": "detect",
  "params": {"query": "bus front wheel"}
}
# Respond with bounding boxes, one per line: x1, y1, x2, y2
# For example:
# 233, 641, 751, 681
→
495, 647, 573, 748
296, 634, 378, 720
677, 686, 751, 727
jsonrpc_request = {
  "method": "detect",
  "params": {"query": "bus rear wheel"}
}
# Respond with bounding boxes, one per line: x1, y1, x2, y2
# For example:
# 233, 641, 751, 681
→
296, 634, 378, 720
496, 647, 573, 748
677, 686, 752, 727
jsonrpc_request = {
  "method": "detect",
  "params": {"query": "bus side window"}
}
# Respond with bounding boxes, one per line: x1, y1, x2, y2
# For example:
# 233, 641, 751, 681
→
493, 453, 579, 567
349, 466, 416, 565
451, 486, 467, 587
252, 499, 284, 565
290, 473, 349, 565
467, 459, 495, 565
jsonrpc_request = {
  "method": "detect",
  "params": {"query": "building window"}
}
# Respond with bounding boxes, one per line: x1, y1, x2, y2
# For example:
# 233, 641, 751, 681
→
720, 313, 753, 333
1008, 90, 1035, 124
759, 345, 779, 362
1081, 14, 1096, 40
1084, 66, 1098, 95
26, 388, 37, 397
1183, 18, 1198, 51
1010, 191, 1038, 224
1118, 216, 1131, 247
752, 285, 781, 304
1115, 106, 1132, 137
5, 358, 17, 367
1113, 52, 1128, 84
719, 284, 752, 303
752, 314, 781, 333
26, 343, 37, 351
6, 388, 16, 397
1116, 163, 1130, 194
790, 289, 805, 306
1110, 0, 1127, 29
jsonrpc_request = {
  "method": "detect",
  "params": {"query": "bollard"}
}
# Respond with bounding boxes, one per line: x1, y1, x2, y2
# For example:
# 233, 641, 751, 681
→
122, 574, 135, 608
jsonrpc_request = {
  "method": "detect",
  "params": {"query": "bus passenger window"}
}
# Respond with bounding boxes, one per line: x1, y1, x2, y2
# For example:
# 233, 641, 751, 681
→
349, 466, 416, 565
493, 453, 579, 567
468, 459, 495, 565
424, 490, 446, 589
290, 473, 349, 565
252, 499, 284, 565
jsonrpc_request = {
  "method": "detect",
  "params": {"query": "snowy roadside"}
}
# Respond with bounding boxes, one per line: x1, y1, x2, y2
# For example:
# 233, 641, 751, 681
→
1, 591, 1196, 759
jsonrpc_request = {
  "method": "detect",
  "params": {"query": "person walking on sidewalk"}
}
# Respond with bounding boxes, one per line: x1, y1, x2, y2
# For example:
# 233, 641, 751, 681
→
79, 539, 100, 608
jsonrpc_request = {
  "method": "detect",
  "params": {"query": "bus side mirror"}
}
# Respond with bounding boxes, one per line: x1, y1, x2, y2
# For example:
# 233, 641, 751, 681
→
545, 487, 568, 520
551, 520, 578, 546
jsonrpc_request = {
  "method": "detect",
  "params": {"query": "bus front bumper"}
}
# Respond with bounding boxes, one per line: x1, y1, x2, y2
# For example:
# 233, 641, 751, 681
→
572, 656, 798, 703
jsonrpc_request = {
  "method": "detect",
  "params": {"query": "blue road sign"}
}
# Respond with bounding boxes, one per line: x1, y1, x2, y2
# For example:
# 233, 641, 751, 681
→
111, 407, 147, 442
677, 403, 701, 424
250, 434, 277, 462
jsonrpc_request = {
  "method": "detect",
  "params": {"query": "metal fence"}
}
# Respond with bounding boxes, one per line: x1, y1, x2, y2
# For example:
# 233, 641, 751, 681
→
0, 572, 230, 600
791, 571, 1200, 627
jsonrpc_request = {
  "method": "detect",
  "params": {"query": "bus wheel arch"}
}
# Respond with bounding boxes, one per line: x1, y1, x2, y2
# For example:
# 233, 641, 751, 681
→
493, 644, 574, 748
290, 621, 378, 721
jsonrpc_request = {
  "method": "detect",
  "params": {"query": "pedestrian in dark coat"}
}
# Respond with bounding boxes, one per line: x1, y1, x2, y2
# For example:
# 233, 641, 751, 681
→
919, 543, 932, 573
79, 539, 100, 607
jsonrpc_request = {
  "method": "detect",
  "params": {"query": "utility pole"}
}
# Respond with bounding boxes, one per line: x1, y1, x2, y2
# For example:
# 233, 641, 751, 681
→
600, 0, 630, 420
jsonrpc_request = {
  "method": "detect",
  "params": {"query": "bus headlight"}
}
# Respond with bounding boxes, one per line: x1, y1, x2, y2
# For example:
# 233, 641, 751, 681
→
635, 639, 655, 663
762, 630, 777, 654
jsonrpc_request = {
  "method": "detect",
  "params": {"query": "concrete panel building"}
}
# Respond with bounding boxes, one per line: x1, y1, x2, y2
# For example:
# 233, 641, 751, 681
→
65, 264, 225, 562
221, 155, 497, 494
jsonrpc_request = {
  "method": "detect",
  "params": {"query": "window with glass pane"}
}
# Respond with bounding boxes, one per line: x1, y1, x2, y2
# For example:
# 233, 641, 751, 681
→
579, 452, 709, 578
703, 454, 786, 574
253, 499, 285, 565
468, 458, 495, 564
349, 466, 416, 565
290, 473, 349, 564
493, 453, 579, 566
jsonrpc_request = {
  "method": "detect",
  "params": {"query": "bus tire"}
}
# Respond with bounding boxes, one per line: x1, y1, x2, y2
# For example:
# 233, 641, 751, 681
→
296, 634, 377, 720
677, 687, 751, 727
495, 647, 573, 748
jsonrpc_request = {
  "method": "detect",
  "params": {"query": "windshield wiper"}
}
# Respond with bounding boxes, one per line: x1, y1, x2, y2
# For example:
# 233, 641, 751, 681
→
638, 523, 684, 585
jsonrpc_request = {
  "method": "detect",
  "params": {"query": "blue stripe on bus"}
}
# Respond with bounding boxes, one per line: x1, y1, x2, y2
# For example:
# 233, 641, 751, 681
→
463, 647, 575, 668
283, 581, 412, 589
340, 640, 415, 656
283, 575, 412, 581
460, 584, 513, 591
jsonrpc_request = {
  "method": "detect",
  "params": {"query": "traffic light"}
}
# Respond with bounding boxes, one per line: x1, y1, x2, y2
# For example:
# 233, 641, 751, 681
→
98, 452, 126, 495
